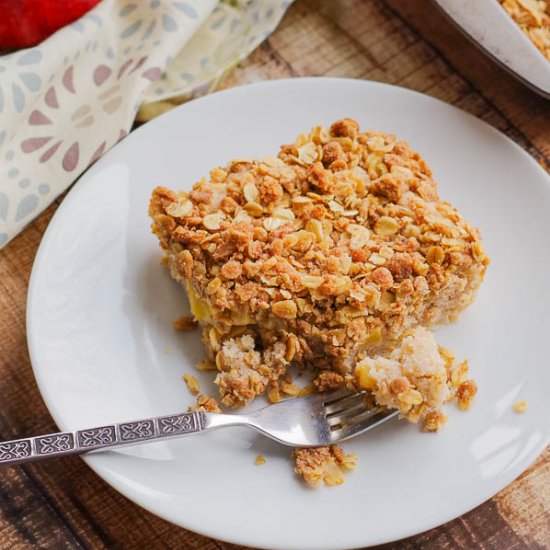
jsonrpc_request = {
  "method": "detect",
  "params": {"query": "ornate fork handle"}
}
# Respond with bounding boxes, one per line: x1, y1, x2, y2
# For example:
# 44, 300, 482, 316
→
0, 411, 207, 466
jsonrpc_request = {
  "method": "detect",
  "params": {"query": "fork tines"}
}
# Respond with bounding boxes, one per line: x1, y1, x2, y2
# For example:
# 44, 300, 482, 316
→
321, 389, 398, 442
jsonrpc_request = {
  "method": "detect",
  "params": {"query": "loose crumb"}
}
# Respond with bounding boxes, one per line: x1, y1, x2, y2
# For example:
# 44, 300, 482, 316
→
173, 315, 198, 331
422, 410, 448, 432
165, 346, 173, 354
293, 445, 357, 487
196, 359, 216, 371
183, 373, 200, 395
255, 454, 266, 465
187, 394, 221, 413
456, 379, 477, 411
513, 400, 528, 413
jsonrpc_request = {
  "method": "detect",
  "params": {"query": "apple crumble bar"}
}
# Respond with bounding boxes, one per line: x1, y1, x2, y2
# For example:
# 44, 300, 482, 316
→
187, 394, 221, 413
150, 118, 489, 412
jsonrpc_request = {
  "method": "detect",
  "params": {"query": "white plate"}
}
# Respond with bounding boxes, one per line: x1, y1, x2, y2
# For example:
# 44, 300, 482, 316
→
27, 78, 550, 550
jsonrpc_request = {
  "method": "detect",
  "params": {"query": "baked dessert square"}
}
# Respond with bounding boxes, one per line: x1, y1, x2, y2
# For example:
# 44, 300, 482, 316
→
149, 118, 489, 411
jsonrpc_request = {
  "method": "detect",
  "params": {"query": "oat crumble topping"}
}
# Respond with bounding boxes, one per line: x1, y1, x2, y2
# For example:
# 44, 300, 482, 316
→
456, 379, 478, 411
423, 410, 448, 433
183, 373, 200, 396
150, 119, 488, 486
499, 0, 550, 61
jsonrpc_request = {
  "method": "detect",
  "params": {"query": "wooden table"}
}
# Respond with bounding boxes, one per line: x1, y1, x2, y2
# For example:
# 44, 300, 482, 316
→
1, 0, 548, 548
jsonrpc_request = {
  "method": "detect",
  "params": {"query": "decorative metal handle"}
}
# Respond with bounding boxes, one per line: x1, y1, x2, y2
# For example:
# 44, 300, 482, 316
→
0, 411, 206, 466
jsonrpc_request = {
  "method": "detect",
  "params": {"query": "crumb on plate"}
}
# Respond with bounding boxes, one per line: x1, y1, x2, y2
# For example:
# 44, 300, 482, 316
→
173, 315, 198, 331
513, 400, 528, 413
456, 379, 477, 411
294, 445, 357, 487
183, 373, 200, 395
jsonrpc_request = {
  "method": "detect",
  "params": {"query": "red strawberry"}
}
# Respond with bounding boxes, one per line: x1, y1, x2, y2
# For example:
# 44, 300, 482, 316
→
0, 0, 101, 48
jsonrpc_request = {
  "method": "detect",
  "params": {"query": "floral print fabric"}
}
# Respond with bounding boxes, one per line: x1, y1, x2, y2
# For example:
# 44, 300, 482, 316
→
0, 0, 291, 248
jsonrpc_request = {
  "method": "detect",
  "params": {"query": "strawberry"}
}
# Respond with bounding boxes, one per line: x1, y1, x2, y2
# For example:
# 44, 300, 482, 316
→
0, 0, 101, 48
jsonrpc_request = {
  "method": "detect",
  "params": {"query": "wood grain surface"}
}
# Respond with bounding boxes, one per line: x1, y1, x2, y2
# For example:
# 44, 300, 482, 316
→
0, 0, 549, 548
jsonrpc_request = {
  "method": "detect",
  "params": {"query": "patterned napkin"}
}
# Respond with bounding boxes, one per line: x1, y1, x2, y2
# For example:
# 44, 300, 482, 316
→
0, 0, 291, 249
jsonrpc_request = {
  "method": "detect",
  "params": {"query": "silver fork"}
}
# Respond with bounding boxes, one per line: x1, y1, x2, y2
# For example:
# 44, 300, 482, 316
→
0, 390, 398, 466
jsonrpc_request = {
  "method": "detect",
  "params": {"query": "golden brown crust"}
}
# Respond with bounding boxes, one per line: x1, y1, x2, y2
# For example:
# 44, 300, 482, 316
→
183, 374, 200, 395
313, 371, 346, 391
150, 119, 488, 408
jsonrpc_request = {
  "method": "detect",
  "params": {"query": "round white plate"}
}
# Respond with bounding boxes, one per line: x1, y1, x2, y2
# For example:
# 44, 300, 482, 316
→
27, 78, 550, 550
